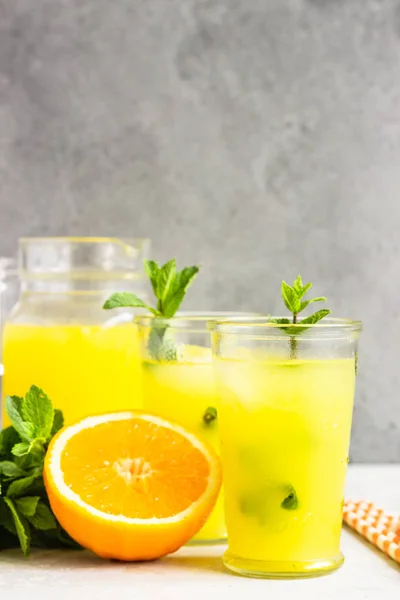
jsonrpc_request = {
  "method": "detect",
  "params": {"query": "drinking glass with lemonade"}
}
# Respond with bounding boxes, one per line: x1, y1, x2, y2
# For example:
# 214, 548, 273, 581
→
209, 278, 362, 578
136, 313, 224, 543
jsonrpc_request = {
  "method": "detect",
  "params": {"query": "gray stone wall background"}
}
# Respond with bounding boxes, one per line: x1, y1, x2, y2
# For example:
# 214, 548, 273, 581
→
1, 0, 400, 461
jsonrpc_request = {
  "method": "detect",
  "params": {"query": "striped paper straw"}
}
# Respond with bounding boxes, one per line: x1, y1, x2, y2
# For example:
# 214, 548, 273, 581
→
343, 500, 400, 564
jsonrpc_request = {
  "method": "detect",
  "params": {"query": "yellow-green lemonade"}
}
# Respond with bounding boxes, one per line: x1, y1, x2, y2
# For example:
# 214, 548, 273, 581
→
210, 277, 362, 577
141, 350, 225, 542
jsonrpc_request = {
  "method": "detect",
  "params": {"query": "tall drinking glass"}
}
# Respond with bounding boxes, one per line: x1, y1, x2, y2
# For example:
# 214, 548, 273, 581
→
210, 317, 362, 578
136, 312, 258, 544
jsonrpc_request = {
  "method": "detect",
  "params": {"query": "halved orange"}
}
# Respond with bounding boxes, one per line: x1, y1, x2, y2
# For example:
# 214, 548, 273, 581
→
44, 411, 222, 561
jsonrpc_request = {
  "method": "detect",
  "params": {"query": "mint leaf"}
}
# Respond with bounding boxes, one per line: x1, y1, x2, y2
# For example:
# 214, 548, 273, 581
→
15, 496, 40, 517
7, 394, 23, 415
14, 440, 46, 466
300, 282, 313, 298
269, 316, 291, 326
299, 297, 327, 312
144, 260, 161, 296
147, 325, 168, 361
0, 498, 16, 534
103, 292, 161, 315
0, 427, 20, 458
0, 461, 27, 478
281, 281, 300, 314
162, 289, 186, 319
288, 309, 332, 336
203, 407, 217, 425
12, 442, 31, 457
292, 275, 303, 295
21, 386, 54, 441
171, 266, 200, 300
51, 409, 64, 436
162, 266, 200, 318
4, 498, 30, 556
299, 309, 332, 327
156, 259, 177, 312
157, 338, 182, 362
5, 396, 36, 442
281, 488, 298, 510
6, 474, 40, 498
27, 501, 57, 530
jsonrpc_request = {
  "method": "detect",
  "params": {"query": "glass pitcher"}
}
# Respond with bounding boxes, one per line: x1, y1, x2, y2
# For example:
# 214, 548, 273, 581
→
2, 237, 149, 426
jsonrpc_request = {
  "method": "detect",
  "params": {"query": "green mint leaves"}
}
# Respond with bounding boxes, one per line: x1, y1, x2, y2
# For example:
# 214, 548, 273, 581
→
270, 276, 331, 333
104, 258, 200, 361
7, 386, 55, 446
277, 275, 331, 326
104, 259, 200, 319
239, 482, 299, 525
203, 407, 217, 426
102, 292, 160, 316
5, 387, 57, 457
0, 385, 78, 557
151, 261, 200, 318
281, 487, 299, 510
269, 276, 331, 358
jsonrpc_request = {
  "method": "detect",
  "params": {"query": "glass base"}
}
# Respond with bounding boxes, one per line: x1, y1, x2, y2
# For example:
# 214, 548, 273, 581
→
186, 537, 227, 546
223, 551, 344, 579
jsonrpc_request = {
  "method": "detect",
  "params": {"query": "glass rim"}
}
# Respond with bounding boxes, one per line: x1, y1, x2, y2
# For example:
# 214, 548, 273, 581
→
208, 316, 363, 334
19, 236, 150, 244
135, 311, 261, 332
19, 236, 150, 252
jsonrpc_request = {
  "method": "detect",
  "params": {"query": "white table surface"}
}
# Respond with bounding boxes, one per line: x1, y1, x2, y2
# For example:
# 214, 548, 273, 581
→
0, 465, 399, 600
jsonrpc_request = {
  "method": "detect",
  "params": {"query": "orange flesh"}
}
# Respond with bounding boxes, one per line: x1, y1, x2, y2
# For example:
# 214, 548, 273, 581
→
60, 419, 210, 519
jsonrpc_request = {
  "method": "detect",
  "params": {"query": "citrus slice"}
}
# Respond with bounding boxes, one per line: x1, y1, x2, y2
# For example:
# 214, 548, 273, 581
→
44, 411, 222, 561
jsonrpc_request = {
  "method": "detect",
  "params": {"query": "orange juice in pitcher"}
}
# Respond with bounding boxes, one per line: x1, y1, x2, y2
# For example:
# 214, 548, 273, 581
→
2, 237, 149, 425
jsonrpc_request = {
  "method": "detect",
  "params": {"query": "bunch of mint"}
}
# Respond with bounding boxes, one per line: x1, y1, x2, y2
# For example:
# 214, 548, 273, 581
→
0, 386, 79, 556
104, 258, 200, 361
269, 275, 331, 358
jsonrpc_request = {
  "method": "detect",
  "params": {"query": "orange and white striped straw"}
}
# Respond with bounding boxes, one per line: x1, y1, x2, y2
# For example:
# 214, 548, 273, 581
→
343, 500, 400, 564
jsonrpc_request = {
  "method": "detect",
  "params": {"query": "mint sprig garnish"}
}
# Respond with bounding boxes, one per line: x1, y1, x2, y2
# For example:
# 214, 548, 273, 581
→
0, 386, 80, 556
281, 487, 299, 510
203, 407, 217, 425
104, 258, 200, 360
270, 275, 331, 358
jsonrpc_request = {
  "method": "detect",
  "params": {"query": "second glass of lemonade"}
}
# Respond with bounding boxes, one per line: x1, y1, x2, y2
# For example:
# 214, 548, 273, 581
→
2, 237, 149, 426
210, 316, 362, 577
136, 312, 257, 544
